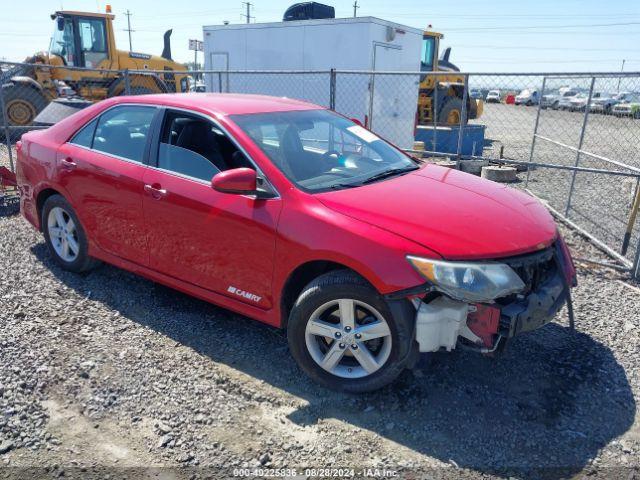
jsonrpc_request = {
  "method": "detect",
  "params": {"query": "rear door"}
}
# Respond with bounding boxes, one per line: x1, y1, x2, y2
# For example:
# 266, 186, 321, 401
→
57, 105, 158, 265
141, 109, 281, 309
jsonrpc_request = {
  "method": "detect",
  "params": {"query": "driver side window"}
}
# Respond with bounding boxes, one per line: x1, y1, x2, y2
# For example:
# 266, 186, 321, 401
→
157, 110, 254, 182
49, 17, 77, 67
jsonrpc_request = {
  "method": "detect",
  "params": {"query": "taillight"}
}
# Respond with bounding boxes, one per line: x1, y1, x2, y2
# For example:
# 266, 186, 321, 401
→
16, 141, 22, 154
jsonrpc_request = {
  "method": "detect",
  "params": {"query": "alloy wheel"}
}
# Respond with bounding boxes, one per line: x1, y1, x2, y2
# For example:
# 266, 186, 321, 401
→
47, 206, 80, 262
305, 299, 392, 379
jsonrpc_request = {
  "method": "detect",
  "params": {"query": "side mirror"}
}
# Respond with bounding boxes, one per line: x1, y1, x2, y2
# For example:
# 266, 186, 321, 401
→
350, 118, 363, 127
211, 168, 257, 195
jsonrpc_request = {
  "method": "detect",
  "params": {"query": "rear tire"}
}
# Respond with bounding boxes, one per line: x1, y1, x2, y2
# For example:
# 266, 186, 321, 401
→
2, 84, 48, 127
287, 270, 415, 393
41, 195, 100, 273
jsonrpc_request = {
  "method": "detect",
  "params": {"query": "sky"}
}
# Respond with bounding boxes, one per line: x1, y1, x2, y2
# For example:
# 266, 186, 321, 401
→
1, 0, 638, 72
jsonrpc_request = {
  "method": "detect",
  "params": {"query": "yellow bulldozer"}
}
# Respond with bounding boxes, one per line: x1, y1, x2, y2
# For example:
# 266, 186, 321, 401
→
1, 7, 189, 126
418, 30, 482, 125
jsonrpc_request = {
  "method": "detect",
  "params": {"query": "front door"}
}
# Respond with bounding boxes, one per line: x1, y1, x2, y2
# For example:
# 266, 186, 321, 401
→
142, 109, 281, 309
57, 105, 158, 266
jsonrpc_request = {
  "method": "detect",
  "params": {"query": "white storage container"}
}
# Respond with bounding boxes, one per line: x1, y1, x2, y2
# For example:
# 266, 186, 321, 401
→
203, 17, 422, 148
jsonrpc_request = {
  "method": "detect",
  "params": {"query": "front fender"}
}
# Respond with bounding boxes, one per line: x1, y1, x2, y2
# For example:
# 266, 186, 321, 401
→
272, 196, 438, 303
9, 75, 43, 92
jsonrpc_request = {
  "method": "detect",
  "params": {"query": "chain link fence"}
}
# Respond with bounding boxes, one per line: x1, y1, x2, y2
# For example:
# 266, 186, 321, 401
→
2, 62, 640, 277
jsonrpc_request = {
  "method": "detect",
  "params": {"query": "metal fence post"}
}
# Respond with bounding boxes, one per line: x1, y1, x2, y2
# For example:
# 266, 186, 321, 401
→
0, 87, 15, 173
124, 69, 131, 95
367, 71, 376, 129
633, 235, 640, 280
329, 68, 336, 110
456, 74, 469, 160
217, 72, 223, 93
565, 76, 596, 216
525, 76, 547, 187
432, 73, 438, 155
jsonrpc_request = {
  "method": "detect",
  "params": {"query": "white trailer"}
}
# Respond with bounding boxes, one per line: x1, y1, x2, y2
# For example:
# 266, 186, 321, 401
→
203, 17, 422, 148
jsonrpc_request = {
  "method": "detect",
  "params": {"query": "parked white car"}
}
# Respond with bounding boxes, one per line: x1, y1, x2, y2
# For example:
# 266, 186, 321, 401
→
591, 92, 632, 114
568, 93, 593, 112
515, 89, 540, 106
555, 90, 580, 110
486, 90, 501, 103
541, 89, 577, 109
612, 94, 640, 118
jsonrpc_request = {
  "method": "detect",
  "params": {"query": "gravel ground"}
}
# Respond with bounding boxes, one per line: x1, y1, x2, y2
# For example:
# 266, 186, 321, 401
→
1, 203, 639, 479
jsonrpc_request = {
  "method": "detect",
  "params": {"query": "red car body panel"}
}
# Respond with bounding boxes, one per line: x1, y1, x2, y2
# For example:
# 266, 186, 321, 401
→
316, 165, 557, 260
16, 93, 559, 328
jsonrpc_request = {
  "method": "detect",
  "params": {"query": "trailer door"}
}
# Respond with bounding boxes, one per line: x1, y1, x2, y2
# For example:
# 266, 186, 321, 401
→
370, 42, 417, 149
209, 52, 229, 92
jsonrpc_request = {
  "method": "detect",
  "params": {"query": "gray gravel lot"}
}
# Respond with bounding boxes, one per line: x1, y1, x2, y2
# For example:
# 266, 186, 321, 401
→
1, 204, 639, 479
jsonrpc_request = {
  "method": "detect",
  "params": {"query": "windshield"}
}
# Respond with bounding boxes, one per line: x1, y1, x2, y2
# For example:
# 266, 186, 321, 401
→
49, 16, 76, 66
231, 109, 417, 192
421, 36, 436, 70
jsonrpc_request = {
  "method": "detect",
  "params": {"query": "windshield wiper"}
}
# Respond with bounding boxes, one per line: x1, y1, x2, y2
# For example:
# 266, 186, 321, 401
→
360, 166, 419, 185
329, 182, 361, 190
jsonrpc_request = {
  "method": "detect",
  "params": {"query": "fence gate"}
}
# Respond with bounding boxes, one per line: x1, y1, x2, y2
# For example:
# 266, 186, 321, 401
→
525, 74, 640, 279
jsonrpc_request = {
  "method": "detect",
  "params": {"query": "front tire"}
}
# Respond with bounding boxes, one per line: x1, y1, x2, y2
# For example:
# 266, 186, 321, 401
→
2, 84, 48, 127
437, 97, 464, 125
287, 270, 415, 393
42, 195, 99, 273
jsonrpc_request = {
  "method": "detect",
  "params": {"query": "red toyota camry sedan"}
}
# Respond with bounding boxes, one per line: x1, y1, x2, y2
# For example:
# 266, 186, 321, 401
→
16, 93, 576, 392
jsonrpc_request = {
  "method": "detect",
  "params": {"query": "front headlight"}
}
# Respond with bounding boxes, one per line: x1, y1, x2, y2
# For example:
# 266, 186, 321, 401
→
407, 256, 526, 303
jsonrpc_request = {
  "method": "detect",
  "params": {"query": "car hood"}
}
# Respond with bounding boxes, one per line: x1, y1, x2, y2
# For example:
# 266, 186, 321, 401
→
315, 165, 557, 260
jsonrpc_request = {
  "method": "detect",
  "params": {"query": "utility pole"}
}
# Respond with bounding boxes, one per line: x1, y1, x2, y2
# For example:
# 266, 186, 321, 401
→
241, 2, 254, 24
353, 0, 359, 17
617, 59, 626, 92
124, 10, 134, 52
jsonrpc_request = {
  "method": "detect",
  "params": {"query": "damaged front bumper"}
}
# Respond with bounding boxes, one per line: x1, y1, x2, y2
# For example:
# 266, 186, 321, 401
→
398, 243, 574, 354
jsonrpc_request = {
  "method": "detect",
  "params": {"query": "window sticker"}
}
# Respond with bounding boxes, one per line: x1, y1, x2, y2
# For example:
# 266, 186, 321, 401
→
346, 125, 380, 144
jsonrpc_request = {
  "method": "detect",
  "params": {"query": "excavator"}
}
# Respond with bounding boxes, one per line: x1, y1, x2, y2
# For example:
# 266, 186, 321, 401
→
1, 6, 189, 126
418, 30, 482, 125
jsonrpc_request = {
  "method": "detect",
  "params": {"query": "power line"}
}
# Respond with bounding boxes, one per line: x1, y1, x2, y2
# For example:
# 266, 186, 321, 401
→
372, 13, 640, 19
448, 45, 639, 52
442, 21, 640, 32
123, 9, 134, 52
241, 2, 254, 24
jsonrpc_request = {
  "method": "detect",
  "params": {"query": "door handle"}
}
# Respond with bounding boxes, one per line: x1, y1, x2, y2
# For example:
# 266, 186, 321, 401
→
61, 157, 77, 170
144, 184, 167, 198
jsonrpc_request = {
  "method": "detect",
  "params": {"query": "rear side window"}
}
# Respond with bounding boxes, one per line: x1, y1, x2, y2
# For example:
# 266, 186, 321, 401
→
93, 105, 156, 163
70, 118, 98, 148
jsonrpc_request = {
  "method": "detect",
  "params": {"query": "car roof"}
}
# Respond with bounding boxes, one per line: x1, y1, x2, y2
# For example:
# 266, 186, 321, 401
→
112, 93, 324, 116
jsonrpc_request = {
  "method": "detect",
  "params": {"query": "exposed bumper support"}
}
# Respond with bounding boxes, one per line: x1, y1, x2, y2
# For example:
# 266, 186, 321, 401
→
413, 269, 569, 353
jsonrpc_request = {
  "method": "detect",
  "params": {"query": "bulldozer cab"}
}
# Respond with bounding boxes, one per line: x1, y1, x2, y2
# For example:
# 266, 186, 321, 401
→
50, 12, 115, 69
416, 30, 482, 126
420, 31, 441, 73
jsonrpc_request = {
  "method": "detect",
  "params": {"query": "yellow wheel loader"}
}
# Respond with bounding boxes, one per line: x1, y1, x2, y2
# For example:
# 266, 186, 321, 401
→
1, 8, 189, 126
417, 31, 483, 126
